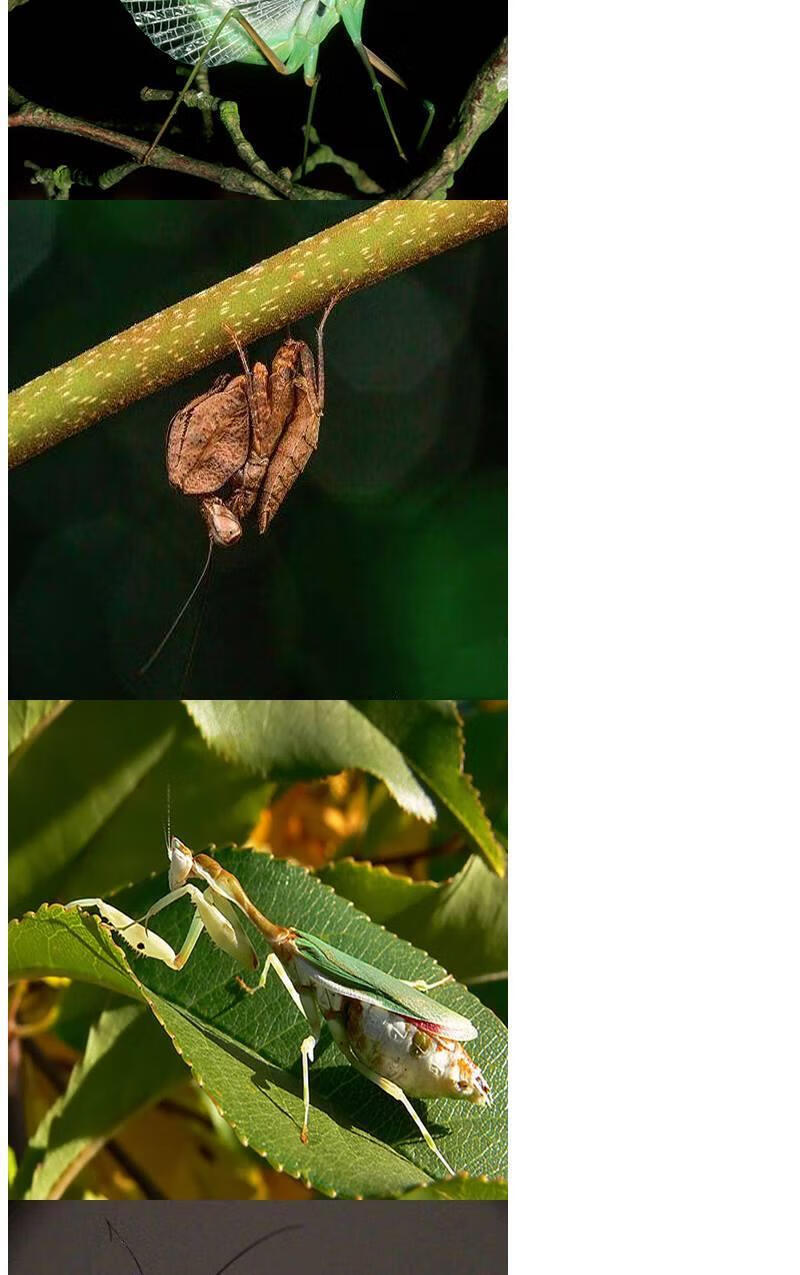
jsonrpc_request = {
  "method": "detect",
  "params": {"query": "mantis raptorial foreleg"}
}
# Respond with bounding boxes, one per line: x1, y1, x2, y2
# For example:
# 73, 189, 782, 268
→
69, 882, 258, 973
138, 882, 258, 971
345, 1054, 456, 1176
67, 899, 186, 967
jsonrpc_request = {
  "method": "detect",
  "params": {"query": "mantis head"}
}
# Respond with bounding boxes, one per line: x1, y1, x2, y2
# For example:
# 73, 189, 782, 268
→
168, 836, 195, 890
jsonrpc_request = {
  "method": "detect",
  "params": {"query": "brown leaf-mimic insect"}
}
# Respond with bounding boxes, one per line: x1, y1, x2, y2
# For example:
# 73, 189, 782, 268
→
166, 296, 337, 547
139, 297, 338, 676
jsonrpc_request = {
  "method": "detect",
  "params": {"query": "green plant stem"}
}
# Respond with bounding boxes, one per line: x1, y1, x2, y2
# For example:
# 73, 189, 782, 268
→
8, 200, 507, 468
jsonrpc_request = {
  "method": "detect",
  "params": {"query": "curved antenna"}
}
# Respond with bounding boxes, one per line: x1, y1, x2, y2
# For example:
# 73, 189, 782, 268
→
214, 1224, 304, 1275
138, 537, 214, 677
178, 545, 215, 694
106, 1219, 144, 1275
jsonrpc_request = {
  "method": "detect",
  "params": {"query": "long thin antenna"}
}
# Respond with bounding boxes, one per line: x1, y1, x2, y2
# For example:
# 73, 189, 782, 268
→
178, 547, 214, 694
106, 1219, 144, 1275
138, 537, 214, 677
165, 783, 172, 854
214, 1225, 304, 1275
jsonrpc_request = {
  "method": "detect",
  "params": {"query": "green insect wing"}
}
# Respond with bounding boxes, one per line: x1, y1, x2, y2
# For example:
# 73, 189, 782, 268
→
121, 1, 362, 73
292, 929, 477, 1042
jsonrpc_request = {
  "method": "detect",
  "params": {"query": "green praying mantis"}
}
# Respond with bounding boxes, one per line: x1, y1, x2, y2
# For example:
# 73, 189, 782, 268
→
120, 1, 433, 174
66, 835, 491, 1176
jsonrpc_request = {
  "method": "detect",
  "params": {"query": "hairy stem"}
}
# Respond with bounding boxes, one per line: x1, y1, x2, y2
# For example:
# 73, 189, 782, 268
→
9, 200, 507, 468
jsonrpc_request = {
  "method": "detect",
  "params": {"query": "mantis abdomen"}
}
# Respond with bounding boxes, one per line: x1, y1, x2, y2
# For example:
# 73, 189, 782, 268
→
338, 999, 492, 1104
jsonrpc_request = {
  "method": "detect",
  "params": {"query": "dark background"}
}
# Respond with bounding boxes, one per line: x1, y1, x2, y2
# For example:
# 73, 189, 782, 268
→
10, 0, 507, 198
10, 1201, 508, 1273
9, 202, 507, 699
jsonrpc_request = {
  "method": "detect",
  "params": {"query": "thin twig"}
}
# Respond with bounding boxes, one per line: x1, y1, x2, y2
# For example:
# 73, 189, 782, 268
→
140, 89, 348, 200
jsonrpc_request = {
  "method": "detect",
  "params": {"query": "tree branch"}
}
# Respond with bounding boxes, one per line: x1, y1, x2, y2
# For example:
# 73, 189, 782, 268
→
401, 41, 509, 200
8, 34, 508, 201
8, 87, 347, 202
8, 200, 507, 468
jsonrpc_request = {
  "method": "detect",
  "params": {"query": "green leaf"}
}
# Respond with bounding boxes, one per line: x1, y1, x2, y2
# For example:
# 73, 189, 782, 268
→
9, 905, 144, 1000
10, 848, 507, 1199
12, 1003, 186, 1200
399, 1176, 508, 1200
9, 701, 178, 918
8, 700, 69, 759
354, 702, 507, 875
463, 705, 508, 840
320, 855, 507, 984
54, 983, 132, 1054
184, 700, 437, 822
8, 701, 268, 917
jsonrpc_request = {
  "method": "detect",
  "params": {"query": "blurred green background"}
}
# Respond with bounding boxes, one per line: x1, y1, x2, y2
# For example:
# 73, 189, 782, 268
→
10, 0, 507, 198
9, 203, 507, 698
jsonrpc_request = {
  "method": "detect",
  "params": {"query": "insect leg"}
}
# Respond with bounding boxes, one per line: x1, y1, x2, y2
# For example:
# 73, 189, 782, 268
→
346, 1055, 456, 1176
138, 883, 200, 929
223, 325, 251, 380
349, 41, 407, 161
140, 883, 256, 972
170, 909, 207, 970
238, 952, 306, 1019
238, 954, 323, 1142
313, 292, 341, 414
362, 42, 434, 152
143, 8, 290, 164
298, 995, 323, 1143
400, 974, 454, 993
300, 46, 322, 181
65, 899, 181, 967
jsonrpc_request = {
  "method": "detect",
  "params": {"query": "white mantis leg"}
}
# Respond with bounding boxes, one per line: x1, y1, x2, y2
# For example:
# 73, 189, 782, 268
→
139, 883, 198, 928
242, 951, 305, 1016
346, 1053, 456, 1176
298, 994, 323, 1143
238, 951, 322, 1142
142, 882, 257, 971
136, 880, 250, 968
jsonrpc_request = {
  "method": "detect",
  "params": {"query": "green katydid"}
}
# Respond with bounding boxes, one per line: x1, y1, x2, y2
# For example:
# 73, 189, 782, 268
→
120, 1, 432, 175
66, 836, 491, 1176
